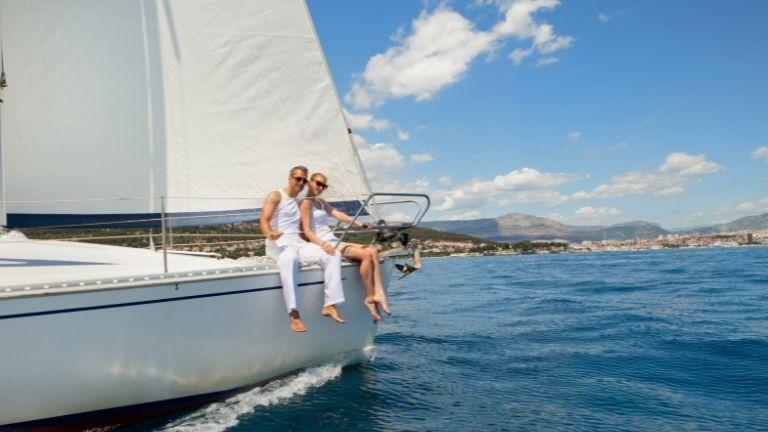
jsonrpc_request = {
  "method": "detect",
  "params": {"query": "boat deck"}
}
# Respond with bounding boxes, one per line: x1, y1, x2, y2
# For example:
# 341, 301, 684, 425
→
0, 238, 281, 297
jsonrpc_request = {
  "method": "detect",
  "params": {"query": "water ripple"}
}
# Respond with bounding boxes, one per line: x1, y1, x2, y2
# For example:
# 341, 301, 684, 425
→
133, 246, 768, 431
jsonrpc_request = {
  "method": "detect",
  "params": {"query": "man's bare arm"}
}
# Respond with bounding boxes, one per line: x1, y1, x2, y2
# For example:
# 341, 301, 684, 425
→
260, 191, 283, 240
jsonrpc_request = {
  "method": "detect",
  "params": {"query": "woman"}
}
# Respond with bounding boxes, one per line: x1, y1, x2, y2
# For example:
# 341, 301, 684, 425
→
300, 172, 390, 321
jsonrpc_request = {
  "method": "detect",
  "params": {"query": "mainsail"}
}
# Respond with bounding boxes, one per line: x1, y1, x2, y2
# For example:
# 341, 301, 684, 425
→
0, 0, 370, 228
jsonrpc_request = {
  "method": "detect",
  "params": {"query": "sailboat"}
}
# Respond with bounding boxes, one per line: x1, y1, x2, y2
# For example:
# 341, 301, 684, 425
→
0, 0, 428, 429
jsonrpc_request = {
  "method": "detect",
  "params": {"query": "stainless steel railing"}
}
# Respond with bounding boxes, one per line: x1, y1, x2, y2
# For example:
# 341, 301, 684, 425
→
3, 192, 431, 273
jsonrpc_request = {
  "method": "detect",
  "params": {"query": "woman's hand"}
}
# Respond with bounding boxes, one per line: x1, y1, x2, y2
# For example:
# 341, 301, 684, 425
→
321, 242, 336, 255
268, 231, 283, 241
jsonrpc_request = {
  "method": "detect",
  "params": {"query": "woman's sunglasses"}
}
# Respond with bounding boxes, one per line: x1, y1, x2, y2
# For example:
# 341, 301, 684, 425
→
313, 180, 329, 189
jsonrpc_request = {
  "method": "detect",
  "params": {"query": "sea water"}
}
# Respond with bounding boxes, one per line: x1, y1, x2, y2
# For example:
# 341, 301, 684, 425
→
147, 247, 768, 431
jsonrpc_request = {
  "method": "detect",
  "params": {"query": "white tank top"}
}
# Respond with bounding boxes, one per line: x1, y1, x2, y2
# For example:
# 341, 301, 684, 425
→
270, 189, 301, 235
311, 200, 338, 242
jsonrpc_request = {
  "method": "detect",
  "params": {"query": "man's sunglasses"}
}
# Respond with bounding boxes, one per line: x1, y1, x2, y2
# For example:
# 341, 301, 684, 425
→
313, 180, 328, 189
292, 176, 307, 183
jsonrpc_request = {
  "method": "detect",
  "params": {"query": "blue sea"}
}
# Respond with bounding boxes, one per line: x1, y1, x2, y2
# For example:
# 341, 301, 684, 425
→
149, 247, 768, 431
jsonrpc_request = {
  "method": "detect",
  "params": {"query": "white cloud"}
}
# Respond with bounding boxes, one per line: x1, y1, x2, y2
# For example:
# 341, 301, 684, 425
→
397, 128, 411, 141
440, 210, 483, 221
683, 211, 705, 225
493, 0, 574, 57
597, 9, 631, 24
492, 167, 582, 191
346, 8, 496, 108
346, 1, 572, 108
573, 152, 724, 200
574, 206, 620, 217
535, 56, 559, 67
343, 109, 391, 131
436, 175, 452, 185
352, 134, 406, 173
609, 141, 629, 152
737, 197, 768, 212
567, 131, 582, 142
510, 190, 570, 205
367, 174, 430, 195
410, 153, 435, 164
659, 152, 724, 176
711, 197, 768, 222
358, 143, 405, 171
435, 182, 490, 211
550, 206, 621, 224
509, 47, 533, 65
382, 210, 414, 223
751, 146, 768, 164
435, 167, 582, 211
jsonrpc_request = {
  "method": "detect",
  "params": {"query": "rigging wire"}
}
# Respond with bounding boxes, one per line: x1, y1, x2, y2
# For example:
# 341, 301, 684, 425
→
0, 1, 6, 99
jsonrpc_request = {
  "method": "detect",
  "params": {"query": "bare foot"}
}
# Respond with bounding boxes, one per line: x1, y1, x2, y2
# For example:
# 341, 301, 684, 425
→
289, 311, 307, 332
373, 296, 391, 315
364, 298, 383, 321
322, 305, 346, 324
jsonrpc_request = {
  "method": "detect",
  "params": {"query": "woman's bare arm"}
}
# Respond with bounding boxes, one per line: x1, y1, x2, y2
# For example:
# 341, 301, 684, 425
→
300, 199, 336, 254
328, 202, 370, 228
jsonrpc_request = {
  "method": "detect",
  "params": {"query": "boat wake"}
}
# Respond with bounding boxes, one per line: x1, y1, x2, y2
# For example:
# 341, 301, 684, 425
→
159, 364, 343, 432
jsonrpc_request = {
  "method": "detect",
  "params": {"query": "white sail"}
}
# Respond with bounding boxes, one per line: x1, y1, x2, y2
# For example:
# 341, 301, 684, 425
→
0, 0, 369, 226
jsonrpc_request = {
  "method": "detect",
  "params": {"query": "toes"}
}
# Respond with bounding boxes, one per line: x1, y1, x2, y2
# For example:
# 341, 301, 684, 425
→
364, 300, 383, 321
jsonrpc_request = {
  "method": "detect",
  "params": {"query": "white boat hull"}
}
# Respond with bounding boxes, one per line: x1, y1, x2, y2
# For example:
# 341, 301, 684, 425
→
0, 261, 390, 427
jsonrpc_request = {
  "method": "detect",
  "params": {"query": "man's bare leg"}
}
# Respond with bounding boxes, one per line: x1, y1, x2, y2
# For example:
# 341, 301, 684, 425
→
289, 310, 307, 332
322, 305, 346, 323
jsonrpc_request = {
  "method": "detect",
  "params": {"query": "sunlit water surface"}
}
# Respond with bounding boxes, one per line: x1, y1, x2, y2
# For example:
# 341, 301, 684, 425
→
136, 247, 768, 431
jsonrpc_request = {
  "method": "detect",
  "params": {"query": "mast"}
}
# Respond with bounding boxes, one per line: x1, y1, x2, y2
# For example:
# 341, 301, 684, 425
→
0, 0, 6, 227
0, 87, 5, 228
0, 85, 6, 228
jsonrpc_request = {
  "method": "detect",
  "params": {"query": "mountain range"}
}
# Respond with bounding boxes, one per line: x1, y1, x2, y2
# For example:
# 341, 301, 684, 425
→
422, 212, 768, 242
679, 212, 768, 235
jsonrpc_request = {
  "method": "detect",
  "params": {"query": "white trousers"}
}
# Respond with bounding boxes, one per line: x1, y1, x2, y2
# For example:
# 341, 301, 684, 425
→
267, 235, 345, 313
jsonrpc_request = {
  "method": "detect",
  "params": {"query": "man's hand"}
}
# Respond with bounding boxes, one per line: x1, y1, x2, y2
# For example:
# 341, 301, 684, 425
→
322, 243, 336, 255
360, 222, 372, 229
268, 231, 283, 241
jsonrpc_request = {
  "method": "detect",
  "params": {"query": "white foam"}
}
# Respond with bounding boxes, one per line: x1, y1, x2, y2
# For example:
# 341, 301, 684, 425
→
160, 364, 343, 432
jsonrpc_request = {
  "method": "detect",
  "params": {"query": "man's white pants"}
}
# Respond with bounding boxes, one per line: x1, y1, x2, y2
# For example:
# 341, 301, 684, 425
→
267, 236, 345, 313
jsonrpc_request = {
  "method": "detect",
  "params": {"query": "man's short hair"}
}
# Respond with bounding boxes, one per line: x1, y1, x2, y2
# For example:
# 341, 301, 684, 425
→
290, 165, 308, 176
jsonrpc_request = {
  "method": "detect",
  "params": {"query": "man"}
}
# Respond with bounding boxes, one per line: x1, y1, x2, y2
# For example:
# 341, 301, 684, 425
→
260, 166, 345, 332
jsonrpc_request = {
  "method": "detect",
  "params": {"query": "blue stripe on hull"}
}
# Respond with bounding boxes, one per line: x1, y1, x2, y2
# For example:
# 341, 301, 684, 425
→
0, 280, 327, 321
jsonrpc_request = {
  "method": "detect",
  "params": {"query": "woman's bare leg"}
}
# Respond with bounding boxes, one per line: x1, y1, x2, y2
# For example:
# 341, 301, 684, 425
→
368, 249, 390, 315
342, 246, 382, 321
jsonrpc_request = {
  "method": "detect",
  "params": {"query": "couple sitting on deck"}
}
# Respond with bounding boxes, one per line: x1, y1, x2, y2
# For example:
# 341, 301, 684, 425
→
260, 166, 389, 332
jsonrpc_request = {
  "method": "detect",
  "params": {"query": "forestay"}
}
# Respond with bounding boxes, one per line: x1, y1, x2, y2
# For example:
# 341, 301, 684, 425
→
0, 0, 370, 227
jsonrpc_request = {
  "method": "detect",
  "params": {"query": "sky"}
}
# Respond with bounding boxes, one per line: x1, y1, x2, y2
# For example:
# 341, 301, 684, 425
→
306, 0, 768, 229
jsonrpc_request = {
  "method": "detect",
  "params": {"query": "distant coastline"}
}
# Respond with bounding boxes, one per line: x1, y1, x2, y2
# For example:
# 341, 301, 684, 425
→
422, 243, 768, 259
